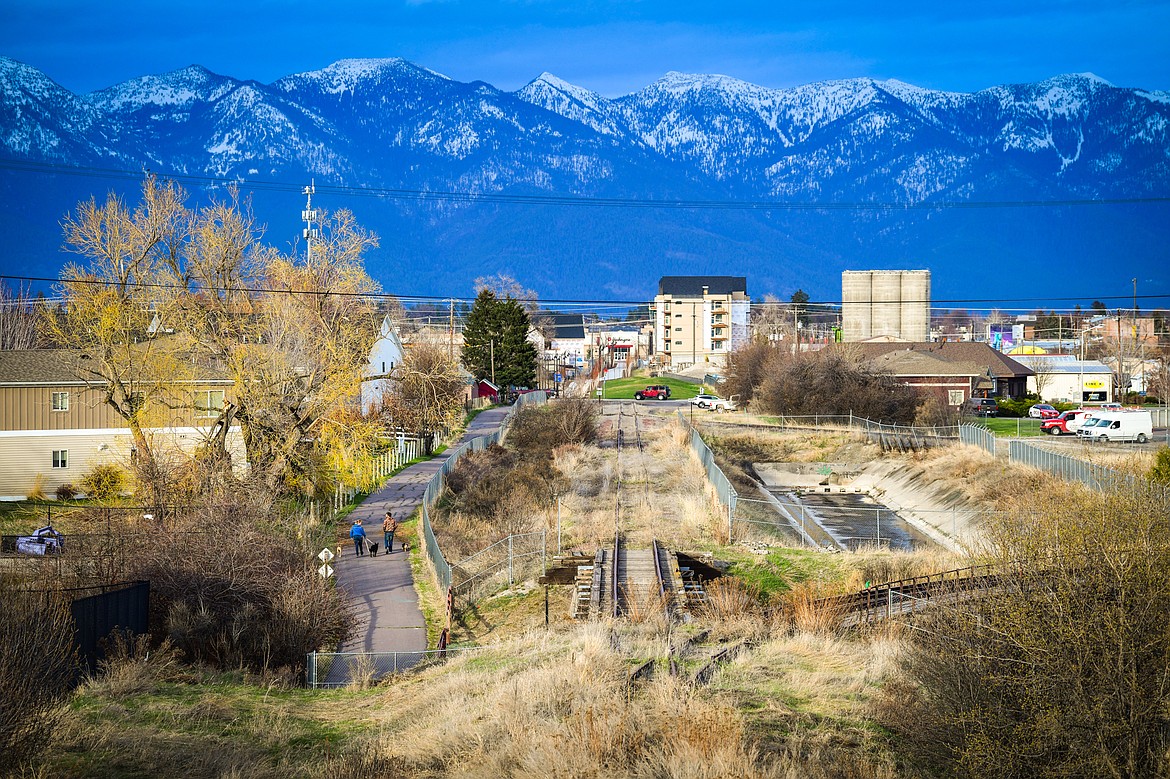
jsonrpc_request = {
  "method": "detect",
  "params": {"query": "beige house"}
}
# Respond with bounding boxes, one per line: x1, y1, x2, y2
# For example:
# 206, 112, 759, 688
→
0, 350, 242, 500
651, 276, 750, 369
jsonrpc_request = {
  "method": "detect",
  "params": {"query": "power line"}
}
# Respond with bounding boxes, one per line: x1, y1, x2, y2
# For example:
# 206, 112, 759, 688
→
3, 273, 1168, 313
3, 157, 1169, 212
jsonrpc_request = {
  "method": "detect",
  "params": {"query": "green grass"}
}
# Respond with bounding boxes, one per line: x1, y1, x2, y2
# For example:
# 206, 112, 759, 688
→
977, 417, 1046, 437
599, 376, 703, 400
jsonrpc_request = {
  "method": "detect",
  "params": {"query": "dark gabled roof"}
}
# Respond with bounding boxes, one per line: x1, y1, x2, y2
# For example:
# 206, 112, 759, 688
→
866, 349, 988, 378
539, 313, 587, 340
658, 276, 747, 297
0, 348, 232, 386
840, 342, 1034, 378
0, 350, 88, 385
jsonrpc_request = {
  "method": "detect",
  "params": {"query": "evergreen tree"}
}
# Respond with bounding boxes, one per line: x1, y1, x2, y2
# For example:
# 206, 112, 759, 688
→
462, 289, 538, 388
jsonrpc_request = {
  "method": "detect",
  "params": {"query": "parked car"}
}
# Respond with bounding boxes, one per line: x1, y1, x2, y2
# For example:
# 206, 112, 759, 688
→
634, 385, 671, 400
1028, 403, 1059, 419
691, 394, 720, 408
1041, 409, 1092, 436
964, 398, 998, 417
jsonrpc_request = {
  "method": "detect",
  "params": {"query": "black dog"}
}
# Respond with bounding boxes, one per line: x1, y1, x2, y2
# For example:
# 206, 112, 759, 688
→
367, 540, 380, 557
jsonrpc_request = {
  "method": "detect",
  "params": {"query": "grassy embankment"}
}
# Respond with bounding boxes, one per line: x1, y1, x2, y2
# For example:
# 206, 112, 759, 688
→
598, 375, 704, 400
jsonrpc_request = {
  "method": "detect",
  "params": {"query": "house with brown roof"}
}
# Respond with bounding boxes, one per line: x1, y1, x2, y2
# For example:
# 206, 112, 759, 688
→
0, 349, 241, 500
841, 341, 1034, 403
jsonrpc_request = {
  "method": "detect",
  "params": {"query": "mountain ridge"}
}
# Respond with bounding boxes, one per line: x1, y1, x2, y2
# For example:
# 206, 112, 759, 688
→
1, 55, 1167, 301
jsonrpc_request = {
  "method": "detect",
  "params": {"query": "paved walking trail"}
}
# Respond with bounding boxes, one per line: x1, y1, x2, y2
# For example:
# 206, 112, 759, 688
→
328, 408, 510, 675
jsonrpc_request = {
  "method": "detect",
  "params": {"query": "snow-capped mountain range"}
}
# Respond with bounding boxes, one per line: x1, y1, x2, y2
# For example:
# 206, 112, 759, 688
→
1, 56, 1167, 301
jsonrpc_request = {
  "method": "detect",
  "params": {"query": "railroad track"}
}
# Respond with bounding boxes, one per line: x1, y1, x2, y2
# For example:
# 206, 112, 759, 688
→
606, 534, 674, 620
816, 563, 1005, 627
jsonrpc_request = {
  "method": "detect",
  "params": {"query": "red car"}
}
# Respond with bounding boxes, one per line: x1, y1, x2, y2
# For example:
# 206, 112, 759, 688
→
1028, 403, 1059, 419
634, 385, 672, 400
1041, 409, 1092, 436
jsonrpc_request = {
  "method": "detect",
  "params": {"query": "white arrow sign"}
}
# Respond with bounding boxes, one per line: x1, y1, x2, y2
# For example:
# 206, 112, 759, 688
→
318, 563, 334, 578
318, 548, 335, 563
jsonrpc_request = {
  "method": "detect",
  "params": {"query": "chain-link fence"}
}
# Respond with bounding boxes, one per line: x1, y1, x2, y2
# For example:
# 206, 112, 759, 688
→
450, 531, 547, 602
1007, 439, 1134, 492
417, 391, 548, 594
959, 423, 997, 456
677, 411, 738, 540
306, 646, 484, 688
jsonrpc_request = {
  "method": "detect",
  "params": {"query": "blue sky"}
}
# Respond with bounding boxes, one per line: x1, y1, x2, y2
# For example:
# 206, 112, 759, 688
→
3, 1, 1168, 96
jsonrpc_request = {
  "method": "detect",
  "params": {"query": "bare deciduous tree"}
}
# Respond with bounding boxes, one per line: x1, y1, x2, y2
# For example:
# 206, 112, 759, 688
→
48, 177, 193, 504
379, 340, 466, 437
0, 282, 45, 350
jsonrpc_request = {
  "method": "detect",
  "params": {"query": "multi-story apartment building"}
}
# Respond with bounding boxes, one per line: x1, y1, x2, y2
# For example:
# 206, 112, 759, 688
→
651, 277, 749, 369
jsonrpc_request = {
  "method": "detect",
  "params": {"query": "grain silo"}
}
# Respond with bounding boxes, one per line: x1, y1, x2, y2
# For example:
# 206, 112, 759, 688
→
899, 271, 930, 341
841, 270, 931, 342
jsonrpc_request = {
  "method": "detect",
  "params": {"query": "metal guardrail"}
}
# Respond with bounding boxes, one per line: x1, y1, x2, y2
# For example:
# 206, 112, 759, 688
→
818, 564, 1002, 626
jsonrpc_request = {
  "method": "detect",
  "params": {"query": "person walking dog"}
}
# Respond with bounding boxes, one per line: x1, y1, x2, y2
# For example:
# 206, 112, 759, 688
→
350, 519, 367, 557
383, 511, 398, 555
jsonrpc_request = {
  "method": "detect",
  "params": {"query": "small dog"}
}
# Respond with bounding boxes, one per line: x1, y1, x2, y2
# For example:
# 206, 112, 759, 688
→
401, 539, 410, 553
367, 541, 380, 557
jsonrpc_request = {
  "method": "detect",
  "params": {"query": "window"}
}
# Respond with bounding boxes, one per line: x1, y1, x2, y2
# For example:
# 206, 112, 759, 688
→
713, 314, 724, 323
674, 327, 683, 332
51, 391, 69, 411
713, 341, 723, 350
674, 340, 683, 345
52, 450, 68, 469
675, 313, 683, 318
194, 389, 226, 419
948, 390, 964, 406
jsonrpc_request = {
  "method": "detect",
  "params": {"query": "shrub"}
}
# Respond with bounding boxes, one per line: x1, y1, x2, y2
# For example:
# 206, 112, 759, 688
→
81, 463, 126, 501
883, 483, 1170, 777
1150, 446, 1170, 484
114, 506, 352, 673
756, 348, 921, 423
0, 589, 78, 769
28, 474, 47, 501
54, 483, 76, 501
507, 400, 598, 458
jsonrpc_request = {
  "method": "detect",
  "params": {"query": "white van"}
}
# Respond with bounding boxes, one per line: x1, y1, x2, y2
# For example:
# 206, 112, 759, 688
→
1075, 410, 1153, 443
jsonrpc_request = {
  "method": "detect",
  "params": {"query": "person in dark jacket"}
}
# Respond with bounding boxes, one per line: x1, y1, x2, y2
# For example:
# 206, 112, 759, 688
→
382, 511, 398, 555
350, 520, 367, 557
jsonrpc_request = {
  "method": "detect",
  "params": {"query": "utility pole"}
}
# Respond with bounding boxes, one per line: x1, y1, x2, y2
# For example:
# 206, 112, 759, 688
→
448, 298, 455, 360
301, 181, 317, 263
490, 339, 496, 386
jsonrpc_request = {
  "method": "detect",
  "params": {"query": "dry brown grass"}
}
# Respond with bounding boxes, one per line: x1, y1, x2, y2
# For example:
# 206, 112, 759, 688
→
363, 625, 779, 778
783, 581, 848, 635
709, 631, 907, 778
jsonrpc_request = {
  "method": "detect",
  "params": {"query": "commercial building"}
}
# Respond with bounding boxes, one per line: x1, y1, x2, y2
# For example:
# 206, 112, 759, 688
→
841, 270, 931, 342
651, 276, 749, 369
1009, 355, 1114, 403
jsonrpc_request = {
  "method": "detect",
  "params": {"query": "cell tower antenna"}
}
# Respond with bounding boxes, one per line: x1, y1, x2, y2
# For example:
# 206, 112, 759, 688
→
301, 180, 318, 263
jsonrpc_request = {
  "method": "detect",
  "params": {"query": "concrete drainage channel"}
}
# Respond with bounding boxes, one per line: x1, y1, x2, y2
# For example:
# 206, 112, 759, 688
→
753, 461, 972, 552
771, 490, 933, 551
